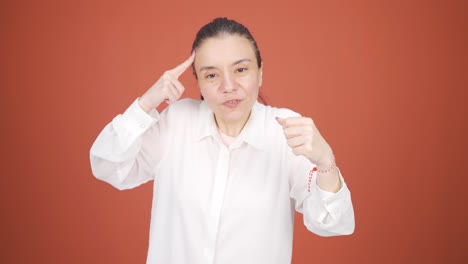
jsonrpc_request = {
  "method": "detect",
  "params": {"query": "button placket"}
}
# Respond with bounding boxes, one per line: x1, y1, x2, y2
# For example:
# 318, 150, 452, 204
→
206, 147, 230, 264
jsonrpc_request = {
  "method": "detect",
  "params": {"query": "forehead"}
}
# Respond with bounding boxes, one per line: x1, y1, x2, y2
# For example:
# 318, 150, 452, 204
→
195, 34, 256, 68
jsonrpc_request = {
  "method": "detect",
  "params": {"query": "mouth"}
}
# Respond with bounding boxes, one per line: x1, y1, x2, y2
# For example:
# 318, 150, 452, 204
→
222, 99, 243, 108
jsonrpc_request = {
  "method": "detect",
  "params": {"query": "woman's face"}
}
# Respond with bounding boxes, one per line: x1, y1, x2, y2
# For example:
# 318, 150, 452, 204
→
194, 34, 263, 126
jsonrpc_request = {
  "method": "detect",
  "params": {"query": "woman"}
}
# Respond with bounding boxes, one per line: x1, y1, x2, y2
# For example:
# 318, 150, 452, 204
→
90, 17, 354, 264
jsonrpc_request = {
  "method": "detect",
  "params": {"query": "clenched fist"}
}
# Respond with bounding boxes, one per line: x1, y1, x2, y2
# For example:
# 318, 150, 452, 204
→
276, 116, 341, 192
276, 116, 334, 169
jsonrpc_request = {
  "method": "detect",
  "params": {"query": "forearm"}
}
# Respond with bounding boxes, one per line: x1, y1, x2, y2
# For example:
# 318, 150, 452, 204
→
90, 99, 160, 189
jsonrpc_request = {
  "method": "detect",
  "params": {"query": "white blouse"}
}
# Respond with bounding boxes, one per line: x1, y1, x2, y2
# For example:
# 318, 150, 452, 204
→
90, 98, 355, 264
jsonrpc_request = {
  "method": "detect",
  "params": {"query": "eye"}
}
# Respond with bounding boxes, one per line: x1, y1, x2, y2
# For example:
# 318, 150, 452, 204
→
205, 73, 217, 79
236, 67, 247, 73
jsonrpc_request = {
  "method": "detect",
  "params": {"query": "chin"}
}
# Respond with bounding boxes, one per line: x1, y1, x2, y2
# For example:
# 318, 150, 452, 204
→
221, 111, 243, 121
218, 109, 249, 122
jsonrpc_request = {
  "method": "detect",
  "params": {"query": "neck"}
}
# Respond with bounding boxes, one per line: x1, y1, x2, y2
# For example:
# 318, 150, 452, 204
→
215, 111, 251, 137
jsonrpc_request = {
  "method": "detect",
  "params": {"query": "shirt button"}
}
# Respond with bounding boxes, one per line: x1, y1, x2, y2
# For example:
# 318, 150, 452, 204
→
140, 124, 146, 129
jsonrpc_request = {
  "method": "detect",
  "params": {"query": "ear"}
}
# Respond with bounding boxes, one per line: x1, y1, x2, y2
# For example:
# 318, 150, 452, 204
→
258, 62, 263, 87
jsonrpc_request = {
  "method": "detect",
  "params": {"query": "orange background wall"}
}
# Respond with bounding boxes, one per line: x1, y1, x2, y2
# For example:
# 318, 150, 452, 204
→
2, 0, 467, 263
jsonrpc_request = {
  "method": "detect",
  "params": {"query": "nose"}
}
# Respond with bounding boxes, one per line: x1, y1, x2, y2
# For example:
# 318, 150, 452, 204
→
221, 74, 236, 93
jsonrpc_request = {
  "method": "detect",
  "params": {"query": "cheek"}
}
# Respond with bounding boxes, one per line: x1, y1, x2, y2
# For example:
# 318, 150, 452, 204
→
199, 79, 222, 94
198, 83, 216, 100
238, 76, 260, 91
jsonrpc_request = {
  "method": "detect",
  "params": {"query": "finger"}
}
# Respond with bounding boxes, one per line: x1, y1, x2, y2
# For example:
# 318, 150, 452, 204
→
159, 79, 177, 103
288, 133, 313, 147
172, 84, 183, 99
287, 136, 306, 148
291, 145, 309, 156
283, 126, 313, 139
276, 117, 287, 127
169, 52, 195, 78
279, 117, 313, 128
166, 75, 186, 95
165, 83, 180, 104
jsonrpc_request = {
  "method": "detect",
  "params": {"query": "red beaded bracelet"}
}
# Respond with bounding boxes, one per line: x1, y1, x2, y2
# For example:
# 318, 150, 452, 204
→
307, 167, 317, 192
307, 156, 336, 192
316, 156, 336, 174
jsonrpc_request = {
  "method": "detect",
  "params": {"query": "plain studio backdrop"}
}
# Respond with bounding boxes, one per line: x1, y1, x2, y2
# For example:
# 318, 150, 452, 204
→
1, 0, 467, 263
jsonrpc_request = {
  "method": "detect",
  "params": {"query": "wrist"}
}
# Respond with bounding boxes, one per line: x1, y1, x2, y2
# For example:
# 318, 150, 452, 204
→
315, 166, 341, 193
138, 96, 154, 113
316, 152, 335, 171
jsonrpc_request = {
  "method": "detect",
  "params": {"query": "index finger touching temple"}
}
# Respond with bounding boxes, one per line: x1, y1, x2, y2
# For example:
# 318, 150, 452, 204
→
170, 51, 196, 78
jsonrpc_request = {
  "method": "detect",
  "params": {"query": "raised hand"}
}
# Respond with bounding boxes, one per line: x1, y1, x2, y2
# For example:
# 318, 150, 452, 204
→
276, 116, 341, 192
139, 52, 195, 112
276, 116, 334, 168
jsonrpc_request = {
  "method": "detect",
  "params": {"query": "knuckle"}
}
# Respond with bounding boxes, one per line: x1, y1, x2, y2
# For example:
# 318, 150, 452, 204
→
163, 71, 174, 79
176, 84, 184, 93
162, 79, 171, 86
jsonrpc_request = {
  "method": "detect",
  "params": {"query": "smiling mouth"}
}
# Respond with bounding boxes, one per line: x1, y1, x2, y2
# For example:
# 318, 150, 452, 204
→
223, 99, 242, 108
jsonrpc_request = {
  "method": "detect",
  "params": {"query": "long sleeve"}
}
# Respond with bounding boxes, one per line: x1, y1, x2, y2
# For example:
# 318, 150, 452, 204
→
289, 156, 355, 237
90, 98, 164, 190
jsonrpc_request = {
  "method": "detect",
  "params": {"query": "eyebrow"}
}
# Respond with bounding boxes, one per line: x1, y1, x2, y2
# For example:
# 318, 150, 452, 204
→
199, 58, 251, 72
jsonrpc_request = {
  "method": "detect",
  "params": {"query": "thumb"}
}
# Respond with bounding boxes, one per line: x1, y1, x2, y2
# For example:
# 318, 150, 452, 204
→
276, 117, 286, 127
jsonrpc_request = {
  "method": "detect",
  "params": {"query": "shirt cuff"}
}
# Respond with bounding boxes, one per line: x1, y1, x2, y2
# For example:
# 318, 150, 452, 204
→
120, 98, 160, 130
110, 98, 161, 147
313, 168, 351, 215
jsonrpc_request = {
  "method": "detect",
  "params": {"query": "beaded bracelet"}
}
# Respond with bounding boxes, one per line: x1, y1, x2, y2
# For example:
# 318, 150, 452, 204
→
307, 167, 317, 192
316, 156, 336, 174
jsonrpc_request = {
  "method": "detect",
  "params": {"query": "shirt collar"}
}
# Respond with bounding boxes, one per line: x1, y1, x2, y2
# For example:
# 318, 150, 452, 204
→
195, 101, 218, 141
195, 100, 266, 150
